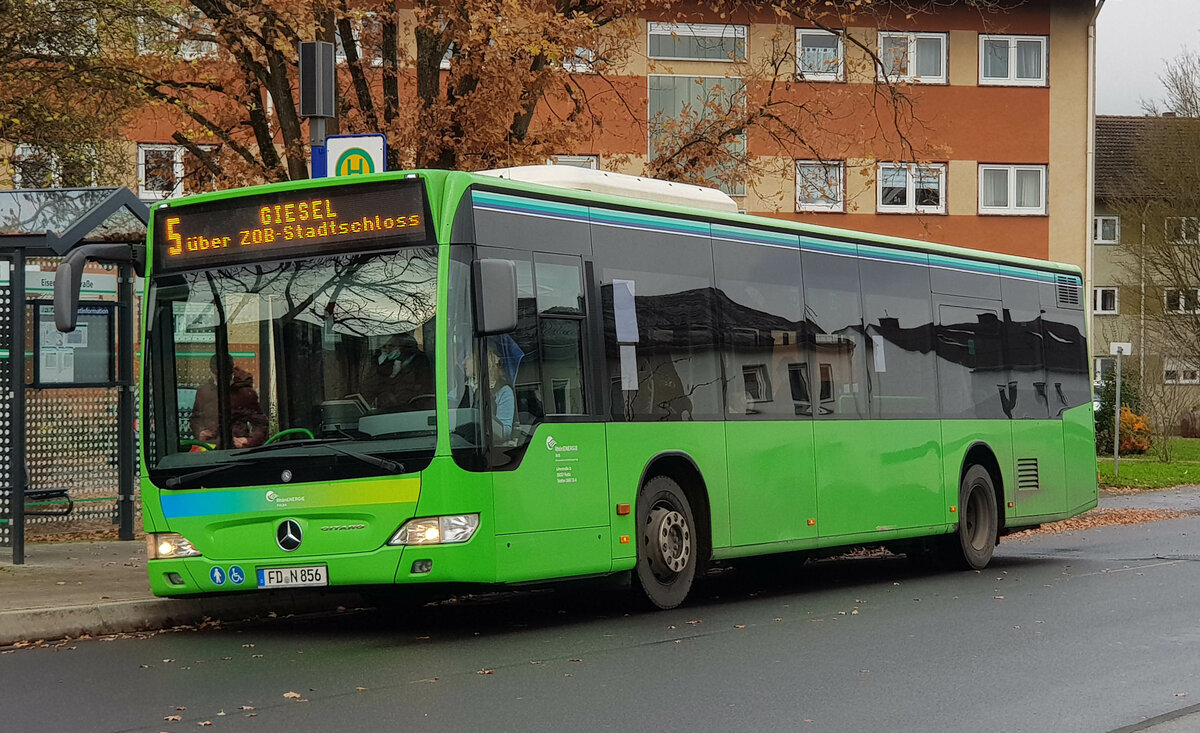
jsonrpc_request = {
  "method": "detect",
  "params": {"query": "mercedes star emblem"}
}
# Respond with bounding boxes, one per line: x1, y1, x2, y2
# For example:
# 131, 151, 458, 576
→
276, 520, 303, 552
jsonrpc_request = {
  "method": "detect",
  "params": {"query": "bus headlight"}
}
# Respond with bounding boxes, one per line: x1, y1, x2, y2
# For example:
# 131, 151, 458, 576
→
148, 533, 202, 559
389, 514, 480, 546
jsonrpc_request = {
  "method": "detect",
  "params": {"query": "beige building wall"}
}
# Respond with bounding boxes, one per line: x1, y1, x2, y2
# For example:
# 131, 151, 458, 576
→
1048, 3, 1092, 272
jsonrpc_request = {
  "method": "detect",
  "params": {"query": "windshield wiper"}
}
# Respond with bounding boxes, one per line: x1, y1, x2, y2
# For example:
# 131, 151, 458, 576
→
325, 444, 404, 474
235, 437, 404, 473
164, 462, 243, 490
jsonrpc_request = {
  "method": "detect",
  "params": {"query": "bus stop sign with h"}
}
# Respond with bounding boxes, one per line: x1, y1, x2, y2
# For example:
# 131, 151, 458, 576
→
300, 41, 387, 179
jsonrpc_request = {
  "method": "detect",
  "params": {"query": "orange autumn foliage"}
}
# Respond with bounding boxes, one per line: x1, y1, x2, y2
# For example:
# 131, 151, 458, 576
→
1119, 406, 1151, 455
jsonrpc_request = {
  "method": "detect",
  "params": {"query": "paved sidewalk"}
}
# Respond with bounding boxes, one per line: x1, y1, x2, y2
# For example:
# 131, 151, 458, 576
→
2, 486, 1198, 646
1100, 484, 1200, 512
0, 541, 362, 646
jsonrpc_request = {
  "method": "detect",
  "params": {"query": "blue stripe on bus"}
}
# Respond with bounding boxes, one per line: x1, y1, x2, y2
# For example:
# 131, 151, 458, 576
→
472, 191, 1080, 286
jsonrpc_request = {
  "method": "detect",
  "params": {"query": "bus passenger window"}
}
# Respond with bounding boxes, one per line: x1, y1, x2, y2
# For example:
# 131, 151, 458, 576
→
536, 255, 588, 415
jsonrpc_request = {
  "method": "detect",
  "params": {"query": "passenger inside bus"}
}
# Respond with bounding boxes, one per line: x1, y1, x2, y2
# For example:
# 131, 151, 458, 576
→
366, 332, 433, 411
459, 337, 519, 441
189, 354, 268, 449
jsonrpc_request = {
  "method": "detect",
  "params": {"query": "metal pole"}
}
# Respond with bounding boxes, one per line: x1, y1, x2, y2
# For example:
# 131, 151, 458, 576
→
1113, 347, 1123, 478
12, 251, 25, 565
117, 262, 134, 541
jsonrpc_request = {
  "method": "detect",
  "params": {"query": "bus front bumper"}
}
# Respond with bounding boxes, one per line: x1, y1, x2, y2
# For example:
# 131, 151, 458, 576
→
147, 540, 495, 597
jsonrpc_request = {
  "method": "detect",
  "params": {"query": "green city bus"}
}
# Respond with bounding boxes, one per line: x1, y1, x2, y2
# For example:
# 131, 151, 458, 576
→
56, 167, 1097, 609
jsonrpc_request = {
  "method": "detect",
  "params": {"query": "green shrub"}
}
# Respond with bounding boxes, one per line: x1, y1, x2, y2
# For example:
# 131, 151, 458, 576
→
1095, 367, 1142, 454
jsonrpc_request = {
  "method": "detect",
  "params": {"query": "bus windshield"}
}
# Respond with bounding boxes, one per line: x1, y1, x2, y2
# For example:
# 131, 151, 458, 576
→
144, 246, 438, 487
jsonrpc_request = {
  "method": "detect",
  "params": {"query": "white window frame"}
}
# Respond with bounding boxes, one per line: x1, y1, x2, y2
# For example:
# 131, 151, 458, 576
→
562, 47, 597, 73
648, 22, 747, 62
795, 29, 844, 82
1094, 357, 1114, 387
137, 144, 186, 200
648, 74, 747, 197
1093, 286, 1118, 315
795, 160, 844, 212
13, 144, 97, 188
1164, 357, 1200, 385
336, 12, 384, 67
136, 10, 218, 60
979, 35, 1048, 86
978, 164, 1047, 215
1165, 216, 1200, 244
1094, 215, 1120, 244
1164, 287, 1200, 314
549, 155, 599, 169
877, 31, 947, 84
13, 145, 58, 188
876, 163, 946, 215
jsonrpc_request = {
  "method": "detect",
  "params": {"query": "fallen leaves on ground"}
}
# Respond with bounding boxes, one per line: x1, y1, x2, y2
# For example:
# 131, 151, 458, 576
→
1006, 508, 1190, 539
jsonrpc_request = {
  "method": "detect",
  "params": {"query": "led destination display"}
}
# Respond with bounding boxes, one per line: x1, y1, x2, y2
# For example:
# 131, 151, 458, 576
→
152, 178, 431, 272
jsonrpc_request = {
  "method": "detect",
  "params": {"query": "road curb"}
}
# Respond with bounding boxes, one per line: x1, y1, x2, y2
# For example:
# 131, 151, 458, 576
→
0, 591, 365, 647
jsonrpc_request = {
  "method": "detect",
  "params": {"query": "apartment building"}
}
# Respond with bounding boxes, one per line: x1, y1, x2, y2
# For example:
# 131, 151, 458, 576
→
7, 1, 1101, 276
1093, 113, 1200, 403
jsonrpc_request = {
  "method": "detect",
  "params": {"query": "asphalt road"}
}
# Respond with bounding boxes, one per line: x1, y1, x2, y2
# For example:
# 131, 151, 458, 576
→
3, 517, 1199, 733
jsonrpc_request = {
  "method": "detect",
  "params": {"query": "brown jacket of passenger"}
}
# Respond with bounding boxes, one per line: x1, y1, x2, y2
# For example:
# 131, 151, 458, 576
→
189, 367, 268, 447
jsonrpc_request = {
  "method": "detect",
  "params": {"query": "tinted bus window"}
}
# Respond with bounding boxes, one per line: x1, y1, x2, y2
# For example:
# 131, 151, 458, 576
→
936, 304, 1005, 419
859, 255, 937, 418
801, 247, 867, 419
713, 239, 807, 419
594, 220, 721, 421
1041, 301, 1089, 415
1001, 278, 1048, 419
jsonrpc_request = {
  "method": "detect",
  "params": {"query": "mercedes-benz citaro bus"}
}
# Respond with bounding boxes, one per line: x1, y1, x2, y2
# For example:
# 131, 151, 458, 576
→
54, 166, 1097, 609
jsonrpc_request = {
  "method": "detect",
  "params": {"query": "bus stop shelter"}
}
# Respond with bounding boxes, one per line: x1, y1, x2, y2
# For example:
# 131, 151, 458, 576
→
0, 187, 149, 564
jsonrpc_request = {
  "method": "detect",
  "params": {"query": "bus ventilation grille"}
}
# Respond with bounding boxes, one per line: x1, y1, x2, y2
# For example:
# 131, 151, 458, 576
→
1055, 275, 1082, 307
1016, 458, 1040, 491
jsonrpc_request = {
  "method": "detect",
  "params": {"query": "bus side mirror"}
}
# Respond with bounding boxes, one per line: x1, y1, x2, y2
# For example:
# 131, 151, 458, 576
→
54, 243, 143, 332
472, 258, 518, 335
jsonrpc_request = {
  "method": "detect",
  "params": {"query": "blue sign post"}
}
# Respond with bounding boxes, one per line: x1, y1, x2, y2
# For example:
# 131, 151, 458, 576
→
311, 146, 328, 180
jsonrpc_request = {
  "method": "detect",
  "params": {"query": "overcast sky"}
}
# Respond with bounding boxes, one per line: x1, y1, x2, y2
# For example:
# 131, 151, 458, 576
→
1096, 0, 1200, 115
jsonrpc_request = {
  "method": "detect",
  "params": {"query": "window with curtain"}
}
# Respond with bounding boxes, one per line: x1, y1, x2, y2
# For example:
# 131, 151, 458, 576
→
1094, 216, 1120, 244
648, 22, 746, 61
796, 29, 843, 81
878, 32, 947, 84
13, 144, 98, 187
978, 164, 1046, 215
980, 35, 1047, 86
648, 74, 747, 196
795, 161, 844, 212
877, 163, 945, 214
1093, 287, 1118, 315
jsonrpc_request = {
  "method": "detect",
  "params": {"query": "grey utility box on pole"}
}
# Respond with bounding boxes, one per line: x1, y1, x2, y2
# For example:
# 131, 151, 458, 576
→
299, 41, 336, 119
300, 41, 336, 177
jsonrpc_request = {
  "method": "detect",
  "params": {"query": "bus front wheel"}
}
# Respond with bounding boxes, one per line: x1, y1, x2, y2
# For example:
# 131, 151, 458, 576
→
947, 465, 999, 570
634, 475, 698, 610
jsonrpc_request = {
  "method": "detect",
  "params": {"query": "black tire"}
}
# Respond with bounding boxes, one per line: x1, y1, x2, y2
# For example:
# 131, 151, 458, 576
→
634, 475, 700, 610
944, 465, 999, 570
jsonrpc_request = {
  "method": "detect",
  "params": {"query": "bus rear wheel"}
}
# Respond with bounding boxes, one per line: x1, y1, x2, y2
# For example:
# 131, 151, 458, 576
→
634, 475, 698, 610
946, 465, 999, 570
